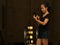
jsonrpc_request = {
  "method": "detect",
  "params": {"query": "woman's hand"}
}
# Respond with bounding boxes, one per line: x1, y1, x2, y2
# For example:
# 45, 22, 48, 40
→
36, 15, 40, 20
33, 15, 38, 21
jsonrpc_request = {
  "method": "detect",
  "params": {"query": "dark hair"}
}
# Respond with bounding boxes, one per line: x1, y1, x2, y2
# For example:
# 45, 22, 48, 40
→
41, 2, 52, 13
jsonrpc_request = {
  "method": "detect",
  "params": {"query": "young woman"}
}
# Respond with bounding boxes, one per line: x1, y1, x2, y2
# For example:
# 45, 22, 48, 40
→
33, 2, 51, 45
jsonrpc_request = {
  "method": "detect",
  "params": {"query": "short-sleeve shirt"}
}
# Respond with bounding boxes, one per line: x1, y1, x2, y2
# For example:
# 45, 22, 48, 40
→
38, 14, 50, 32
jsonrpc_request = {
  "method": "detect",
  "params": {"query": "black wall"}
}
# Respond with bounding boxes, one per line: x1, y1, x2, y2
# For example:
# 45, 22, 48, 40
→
1, 0, 31, 45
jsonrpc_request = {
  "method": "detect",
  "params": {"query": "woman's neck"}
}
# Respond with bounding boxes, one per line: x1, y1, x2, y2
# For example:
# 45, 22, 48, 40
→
43, 11, 49, 17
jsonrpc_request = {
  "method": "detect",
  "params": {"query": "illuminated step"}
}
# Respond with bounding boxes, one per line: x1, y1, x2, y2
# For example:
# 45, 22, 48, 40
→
30, 35, 33, 39
27, 31, 33, 34
27, 26, 33, 30
27, 44, 35, 45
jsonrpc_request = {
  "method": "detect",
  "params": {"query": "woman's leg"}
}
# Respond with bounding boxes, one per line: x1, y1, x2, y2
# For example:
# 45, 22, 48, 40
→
42, 38, 48, 45
36, 38, 42, 45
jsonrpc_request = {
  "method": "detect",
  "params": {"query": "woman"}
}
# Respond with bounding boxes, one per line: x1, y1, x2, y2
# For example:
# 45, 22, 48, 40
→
33, 2, 51, 45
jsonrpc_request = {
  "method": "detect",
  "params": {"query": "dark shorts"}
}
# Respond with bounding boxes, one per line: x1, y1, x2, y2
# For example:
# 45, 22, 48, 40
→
37, 30, 49, 39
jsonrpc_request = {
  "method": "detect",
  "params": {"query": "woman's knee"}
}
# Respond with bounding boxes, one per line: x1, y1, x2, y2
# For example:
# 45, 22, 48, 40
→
36, 38, 42, 45
42, 38, 48, 45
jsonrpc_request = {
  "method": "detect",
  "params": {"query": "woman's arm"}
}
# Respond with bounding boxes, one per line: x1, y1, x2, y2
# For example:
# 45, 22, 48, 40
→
33, 15, 49, 26
36, 18, 49, 26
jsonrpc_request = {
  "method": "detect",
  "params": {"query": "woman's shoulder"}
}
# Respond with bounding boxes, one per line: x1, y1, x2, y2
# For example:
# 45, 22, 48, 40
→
44, 14, 50, 19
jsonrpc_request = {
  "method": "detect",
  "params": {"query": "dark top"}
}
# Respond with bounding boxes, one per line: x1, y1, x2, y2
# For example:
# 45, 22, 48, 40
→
38, 14, 50, 32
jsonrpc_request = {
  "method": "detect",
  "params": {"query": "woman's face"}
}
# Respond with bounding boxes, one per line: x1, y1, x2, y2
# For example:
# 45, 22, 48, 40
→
41, 4, 47, 13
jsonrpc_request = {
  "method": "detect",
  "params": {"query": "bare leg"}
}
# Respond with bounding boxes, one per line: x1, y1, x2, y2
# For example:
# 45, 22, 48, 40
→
42, 38, 48, 45
36, 38, 42, 45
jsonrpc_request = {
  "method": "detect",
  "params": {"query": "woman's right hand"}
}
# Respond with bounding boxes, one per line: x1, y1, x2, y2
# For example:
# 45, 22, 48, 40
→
33, 15, 40, 20
36, 15, 40, 19
33, 15, 36, 19
36, 15, 40, 20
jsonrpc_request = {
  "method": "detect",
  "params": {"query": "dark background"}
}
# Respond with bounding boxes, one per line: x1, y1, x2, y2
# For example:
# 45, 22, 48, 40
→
0, 0, 60, 45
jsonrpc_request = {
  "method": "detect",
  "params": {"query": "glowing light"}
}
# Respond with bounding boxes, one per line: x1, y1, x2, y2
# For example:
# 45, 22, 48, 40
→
27, 44, 34, 45
31, 40, 33, 43
27, 26, 33, 30
28, 31, 33, 34
30, 35, 33, 39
